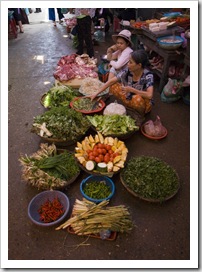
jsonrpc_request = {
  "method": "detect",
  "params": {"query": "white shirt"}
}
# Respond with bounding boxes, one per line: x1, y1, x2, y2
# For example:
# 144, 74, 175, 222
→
110, 47, 133, 70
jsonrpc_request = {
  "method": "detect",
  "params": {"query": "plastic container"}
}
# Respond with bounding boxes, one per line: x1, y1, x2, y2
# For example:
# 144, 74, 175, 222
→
80, 175, 115, 203
28, 190, 70, 227
157, 36, 184, 50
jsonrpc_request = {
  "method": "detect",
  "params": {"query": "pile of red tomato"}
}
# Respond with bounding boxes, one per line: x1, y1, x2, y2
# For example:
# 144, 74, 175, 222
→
85, 143, 120, 164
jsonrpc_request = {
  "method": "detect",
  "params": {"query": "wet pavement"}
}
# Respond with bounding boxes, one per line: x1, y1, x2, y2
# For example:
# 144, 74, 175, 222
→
7, 9, 190, 268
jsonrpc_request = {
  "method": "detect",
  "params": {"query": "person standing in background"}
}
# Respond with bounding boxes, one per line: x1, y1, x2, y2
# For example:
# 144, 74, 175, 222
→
48, 8, 64, 26
74, 8, 96, 58
34, 8, 42, 13
8, 8, 26, 33
93, 8, 113, 32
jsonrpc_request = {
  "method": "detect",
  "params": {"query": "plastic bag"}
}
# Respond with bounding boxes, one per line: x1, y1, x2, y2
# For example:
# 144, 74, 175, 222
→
144, 116, 166, 137
161, 91, 181, 103
162, 78, 182, 98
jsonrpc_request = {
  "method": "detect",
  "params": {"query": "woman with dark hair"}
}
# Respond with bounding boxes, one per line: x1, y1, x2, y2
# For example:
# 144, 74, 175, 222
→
106, 29, 133, 80
91, 49, 154, 115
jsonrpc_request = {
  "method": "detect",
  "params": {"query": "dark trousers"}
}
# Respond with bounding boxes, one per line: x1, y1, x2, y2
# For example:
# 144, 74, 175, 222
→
77, 16, 94, 58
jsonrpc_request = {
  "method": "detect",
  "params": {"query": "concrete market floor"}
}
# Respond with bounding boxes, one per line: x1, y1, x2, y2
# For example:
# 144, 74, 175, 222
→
7, 9, 190, 266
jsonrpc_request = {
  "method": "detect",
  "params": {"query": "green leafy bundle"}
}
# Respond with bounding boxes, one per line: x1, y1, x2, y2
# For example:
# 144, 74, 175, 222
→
43, 85, 78, 108
19, 143, 80, 190
87, 114, 139, 136
32, 107, 91, 140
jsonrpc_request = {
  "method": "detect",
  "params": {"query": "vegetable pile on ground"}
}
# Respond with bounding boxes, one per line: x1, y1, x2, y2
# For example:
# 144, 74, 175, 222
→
56, 198, 133, 235
120, 156, 180, 202
87, 114, 139, 136
19, 143, 80, 190
31, 107, 91, 141
42, 85, 78, 108
38, 197, 64, 223
75, 132, 128, 175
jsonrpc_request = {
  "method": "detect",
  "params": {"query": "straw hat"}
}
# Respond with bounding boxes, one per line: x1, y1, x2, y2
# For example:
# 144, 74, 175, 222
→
112, 29, 133, 47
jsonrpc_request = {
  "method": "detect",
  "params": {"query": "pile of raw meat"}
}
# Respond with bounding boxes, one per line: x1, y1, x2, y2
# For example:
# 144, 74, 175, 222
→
53, 54, 98, 82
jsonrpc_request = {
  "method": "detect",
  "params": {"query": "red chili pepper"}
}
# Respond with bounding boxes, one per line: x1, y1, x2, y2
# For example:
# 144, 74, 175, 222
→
38, 197, 64, 223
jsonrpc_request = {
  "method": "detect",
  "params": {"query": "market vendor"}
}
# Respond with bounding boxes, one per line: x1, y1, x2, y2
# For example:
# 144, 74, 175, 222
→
106, 29, 133, 80
91, 49, 154, 115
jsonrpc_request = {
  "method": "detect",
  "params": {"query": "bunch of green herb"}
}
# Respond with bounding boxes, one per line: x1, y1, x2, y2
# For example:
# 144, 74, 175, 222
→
87, 114, 139, 135
19, 143, 80, 190
32, 107, 91, 140
83, 180, 112, 199
72, 97, 100, 111
121, 156, 179, 201
43, 85, 78, 108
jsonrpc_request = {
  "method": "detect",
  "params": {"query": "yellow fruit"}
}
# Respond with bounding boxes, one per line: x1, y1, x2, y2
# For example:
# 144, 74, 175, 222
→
95, 135, 100, 143
77, 142, 82, 148
113, 166, 120, 172
98, 132, 104, 143
113, 137, 118, 147
107, 137, 114, 145
107, 161, 114, 172
115, 160, 124, 168
75, 153, 84, 157
117, 141, 124, 148
121, 153, 127, 161
77, 156, 86, 164
89, 134, 95, 143
113, 155, 121, 164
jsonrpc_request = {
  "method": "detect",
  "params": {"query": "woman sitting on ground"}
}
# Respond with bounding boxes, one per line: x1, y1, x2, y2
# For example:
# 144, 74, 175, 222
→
106, 29, 133, 80
91, 49, 154, 116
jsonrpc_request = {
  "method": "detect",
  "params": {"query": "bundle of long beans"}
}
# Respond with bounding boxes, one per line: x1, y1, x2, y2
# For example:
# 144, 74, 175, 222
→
56, 199, 133, 234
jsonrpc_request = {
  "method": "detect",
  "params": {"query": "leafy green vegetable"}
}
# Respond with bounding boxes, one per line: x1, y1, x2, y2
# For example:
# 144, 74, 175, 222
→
72, 97, 100, 111
83, 180, 111, 199
32, 107, 91, 140
19, 144, 80, 190
36, 151, 79, 180
87, 114, 139, 135
121, 156, 179, 201
43, 85, 78, 108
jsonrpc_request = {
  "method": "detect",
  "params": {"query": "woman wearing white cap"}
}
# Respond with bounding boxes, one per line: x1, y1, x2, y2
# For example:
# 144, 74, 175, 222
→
106, 29, 133, 80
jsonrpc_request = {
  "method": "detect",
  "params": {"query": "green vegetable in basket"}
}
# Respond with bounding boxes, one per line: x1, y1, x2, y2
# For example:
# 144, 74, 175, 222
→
87, 114, 139, 135
31, 107, 91, 140
73, 97, 100, 111
19, 143, 80, 190
83, 180, 111, 199
121, 156, 179, 201
43, 85, 78, 108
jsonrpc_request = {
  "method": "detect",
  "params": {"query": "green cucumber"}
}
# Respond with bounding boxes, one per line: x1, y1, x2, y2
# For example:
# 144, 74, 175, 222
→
96, 162, 107, 172
86, 160, 96, 171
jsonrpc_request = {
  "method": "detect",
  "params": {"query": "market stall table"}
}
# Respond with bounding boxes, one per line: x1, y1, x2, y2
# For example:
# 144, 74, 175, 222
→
135, 26, 185, 92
